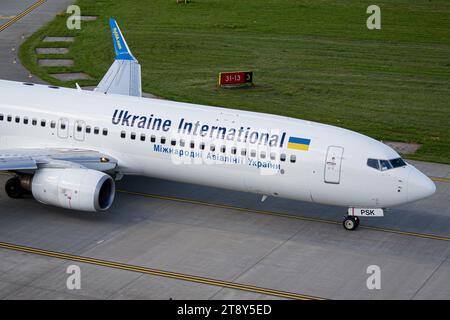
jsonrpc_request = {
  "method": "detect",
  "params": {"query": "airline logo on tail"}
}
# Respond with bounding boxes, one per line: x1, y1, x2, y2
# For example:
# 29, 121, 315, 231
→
109, 18, 136, 61
112, 27, 122, 50
287, 136, 311, 151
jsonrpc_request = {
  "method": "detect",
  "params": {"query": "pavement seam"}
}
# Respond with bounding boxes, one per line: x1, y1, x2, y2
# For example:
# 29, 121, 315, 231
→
209, 227, 305, 300
104, 273, 147, 300
409, 251, 450, 300
5, 280, 100, 300
1, 250, 71, 300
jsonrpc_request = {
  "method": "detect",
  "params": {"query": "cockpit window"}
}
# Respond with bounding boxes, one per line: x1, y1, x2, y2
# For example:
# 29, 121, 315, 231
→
367, 159, 380, 170
390, 158, 406, 168
367, 158, 407, 171
379, 160, 392, 171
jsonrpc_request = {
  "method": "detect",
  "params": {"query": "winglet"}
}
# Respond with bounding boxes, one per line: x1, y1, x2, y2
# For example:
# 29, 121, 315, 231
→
109, 18, 137, 61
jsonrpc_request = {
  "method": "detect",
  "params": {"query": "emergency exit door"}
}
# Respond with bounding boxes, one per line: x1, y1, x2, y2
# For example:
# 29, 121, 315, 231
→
324, 146, 344, 184
74, 120, 86, 141
57, 118, 69, 139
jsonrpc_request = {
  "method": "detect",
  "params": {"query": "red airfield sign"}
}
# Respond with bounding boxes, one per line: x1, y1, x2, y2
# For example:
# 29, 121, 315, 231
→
218, 71, 253, 87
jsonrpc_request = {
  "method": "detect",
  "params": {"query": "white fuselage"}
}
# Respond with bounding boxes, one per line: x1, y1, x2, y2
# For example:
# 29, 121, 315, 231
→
0, 80, 435, 208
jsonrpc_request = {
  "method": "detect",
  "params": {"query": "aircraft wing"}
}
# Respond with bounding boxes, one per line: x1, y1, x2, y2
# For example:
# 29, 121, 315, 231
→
94, 18, 142, 97
0, 148, 117, 172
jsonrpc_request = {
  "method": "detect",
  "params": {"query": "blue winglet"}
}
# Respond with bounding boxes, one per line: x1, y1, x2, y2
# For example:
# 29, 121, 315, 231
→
109, 18, 136, 61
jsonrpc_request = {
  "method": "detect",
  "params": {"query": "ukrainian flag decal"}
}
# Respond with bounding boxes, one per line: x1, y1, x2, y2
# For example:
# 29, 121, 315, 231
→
287, 136, 311, 151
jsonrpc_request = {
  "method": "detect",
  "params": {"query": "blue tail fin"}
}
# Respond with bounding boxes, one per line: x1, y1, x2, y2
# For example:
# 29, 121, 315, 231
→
109, 18, 137, 61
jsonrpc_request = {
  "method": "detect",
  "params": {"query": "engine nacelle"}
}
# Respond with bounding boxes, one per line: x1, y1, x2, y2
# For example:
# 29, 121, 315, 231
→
31, 168, 115, 212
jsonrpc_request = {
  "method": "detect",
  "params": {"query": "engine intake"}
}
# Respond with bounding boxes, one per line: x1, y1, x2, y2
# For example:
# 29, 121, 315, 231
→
31, 168, 115, 212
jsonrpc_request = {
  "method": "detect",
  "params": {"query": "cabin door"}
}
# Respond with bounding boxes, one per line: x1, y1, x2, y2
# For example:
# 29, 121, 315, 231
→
324, 146, 344, 184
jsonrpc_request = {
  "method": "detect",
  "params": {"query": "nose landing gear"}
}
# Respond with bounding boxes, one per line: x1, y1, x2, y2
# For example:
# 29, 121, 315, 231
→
343, 215, 360, 231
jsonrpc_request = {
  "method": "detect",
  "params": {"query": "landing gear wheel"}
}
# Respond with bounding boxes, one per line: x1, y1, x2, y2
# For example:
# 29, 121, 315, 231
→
343, 216, 359, 231
5, 177, 25, 199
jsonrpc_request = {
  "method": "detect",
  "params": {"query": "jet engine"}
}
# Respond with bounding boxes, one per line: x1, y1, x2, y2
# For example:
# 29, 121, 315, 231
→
29, 168, 115, 212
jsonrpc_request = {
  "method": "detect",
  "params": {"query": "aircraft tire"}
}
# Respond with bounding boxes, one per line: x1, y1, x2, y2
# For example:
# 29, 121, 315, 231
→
343, 216, 359, 231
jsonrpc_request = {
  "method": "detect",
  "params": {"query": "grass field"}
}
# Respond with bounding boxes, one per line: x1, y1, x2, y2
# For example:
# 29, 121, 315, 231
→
19, 0, 450, 163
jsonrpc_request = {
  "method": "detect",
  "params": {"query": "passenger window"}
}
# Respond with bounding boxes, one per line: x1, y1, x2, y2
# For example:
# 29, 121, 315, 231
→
290, 155, 296, 163
161, 137, 166, 144
260, 151, 266, 159
280, 154, 286, 162
0, 114, 3, 121
220, 146, 226, 153
241, 149, 247, 156
367, 159, 379, 170
150, 135, 156, 143
60, 122, 65, 129
130, 132, 136, 140
190, 141, 195, 149
41, 120, 46, 127
171, 139, 176, 146
23, 117, 28, 125
200, 142, 205, 150
94, 127, 99, 135
77, 125, 82, 132
231, 147, 237, 155
7, 115, 12, 122
86, 126, 91, 134
15, 116, 20, 123
120, 131, 126, 138
140, 133, 146, 141
180, 139, 185, 147
210, 144, 215, 152
250, 150, 256, 157
103, 129, 108, 136
270, 152, 276, 160
50, 121, 56, 128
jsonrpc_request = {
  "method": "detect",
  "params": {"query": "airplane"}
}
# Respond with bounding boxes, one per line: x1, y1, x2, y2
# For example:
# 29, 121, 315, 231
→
0, 18, 436, 231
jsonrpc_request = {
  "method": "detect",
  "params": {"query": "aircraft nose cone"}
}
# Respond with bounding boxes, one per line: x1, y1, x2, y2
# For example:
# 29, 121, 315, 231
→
407, 166, 436, 202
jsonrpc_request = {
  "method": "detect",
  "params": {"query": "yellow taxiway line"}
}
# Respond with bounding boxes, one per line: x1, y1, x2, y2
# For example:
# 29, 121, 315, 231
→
0, 16, 17, 20
0, 241, 323, 300
0, 0, 46, 32
431, 177, 450, 184
117, 189, 450, 242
